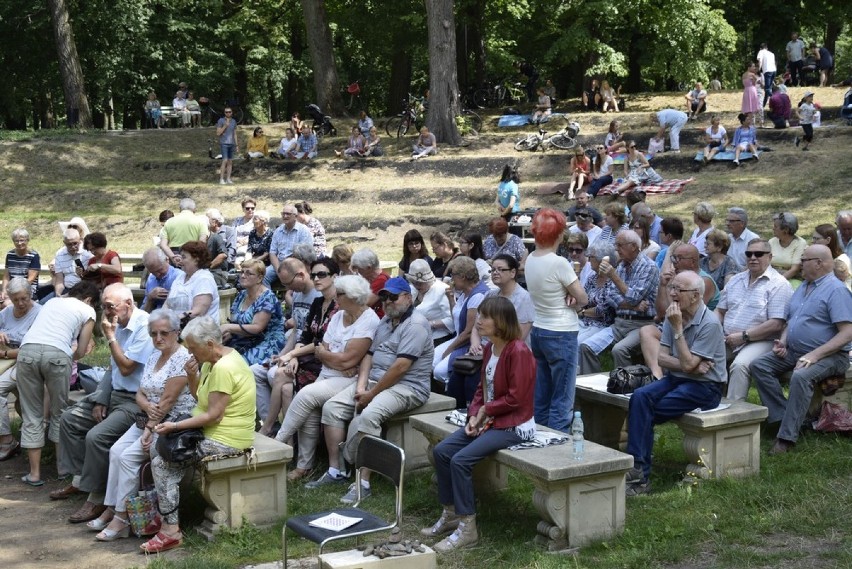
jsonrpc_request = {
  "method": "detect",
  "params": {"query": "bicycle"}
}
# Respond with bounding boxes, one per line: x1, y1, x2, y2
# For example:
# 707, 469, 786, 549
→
514, 128, 551, 152
199, 97, 244, 127
473, 79, 527, 109
514, 120, 581, 152
385, 94, 423, 137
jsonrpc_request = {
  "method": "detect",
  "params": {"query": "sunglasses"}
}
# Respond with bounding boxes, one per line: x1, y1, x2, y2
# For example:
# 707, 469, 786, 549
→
490, 267, 512, 273
310, 271, 331, 280
244, 206, 255, 211
567, 248, 585, 254
378, 292, 401, 302
744, 251, 769, 258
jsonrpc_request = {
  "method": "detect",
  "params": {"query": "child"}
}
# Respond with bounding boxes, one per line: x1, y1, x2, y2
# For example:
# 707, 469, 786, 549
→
795, 91, 815, 151
647, 135, 665, 156
732, 112, 758, 166
567, 146, 590, 199
604, 120, 626, 153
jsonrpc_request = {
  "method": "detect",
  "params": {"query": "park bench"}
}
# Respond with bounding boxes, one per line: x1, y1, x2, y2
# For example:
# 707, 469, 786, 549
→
410, 411, 633, 550
382, 392, 455, 472
575, 374, 767, 480
196, 432, 293, 540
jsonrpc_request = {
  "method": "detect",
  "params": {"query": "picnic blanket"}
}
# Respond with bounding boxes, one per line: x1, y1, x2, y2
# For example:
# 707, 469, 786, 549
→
597, 177, 696, 196
694, 149, 761, 162
497, 112, 568, 128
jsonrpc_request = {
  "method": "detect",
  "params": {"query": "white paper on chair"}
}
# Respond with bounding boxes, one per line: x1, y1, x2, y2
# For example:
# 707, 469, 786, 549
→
309, 513, 363, 532
692, 403, 731, 414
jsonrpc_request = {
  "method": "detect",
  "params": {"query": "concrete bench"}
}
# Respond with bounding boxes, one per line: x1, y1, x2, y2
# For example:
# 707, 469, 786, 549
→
382, 392, 456, 472
410, 411, 633, 551
575, 374, 768, 480
196, 432, 293, 540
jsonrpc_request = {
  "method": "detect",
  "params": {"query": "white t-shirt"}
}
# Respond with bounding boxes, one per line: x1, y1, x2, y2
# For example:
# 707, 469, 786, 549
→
689, 227, 713, 256
21, 297, 96, 357
323, 308, 380, 356
0, 304, 41, 346
165, 269, 220, 321
757, 48, 777, 73
705, 126, 727, 143
524, 252, 579, 332
596, 155, 614, 177
569, 224, 602, 247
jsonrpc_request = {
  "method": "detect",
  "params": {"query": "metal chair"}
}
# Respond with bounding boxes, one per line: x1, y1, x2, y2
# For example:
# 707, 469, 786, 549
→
282, 435, 405, 568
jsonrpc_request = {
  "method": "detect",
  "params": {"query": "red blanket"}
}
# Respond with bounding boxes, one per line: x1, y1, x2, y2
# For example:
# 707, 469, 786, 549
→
597, 178, 695, 196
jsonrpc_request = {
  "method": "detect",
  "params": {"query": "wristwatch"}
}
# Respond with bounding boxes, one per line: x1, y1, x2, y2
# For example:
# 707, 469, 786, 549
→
673, 332, 683, 341
742, 330, 750, 343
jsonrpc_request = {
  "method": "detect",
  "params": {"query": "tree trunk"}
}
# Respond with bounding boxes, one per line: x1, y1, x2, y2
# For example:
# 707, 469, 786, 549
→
387, 31, 412, 116
301, 0, 344, 115
46, 0, 92, 128
425, 0, 461, 145
286, 24, 304, 118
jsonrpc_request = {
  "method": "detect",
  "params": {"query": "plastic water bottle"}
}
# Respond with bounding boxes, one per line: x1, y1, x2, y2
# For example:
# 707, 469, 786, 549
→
572, 411, 585, 461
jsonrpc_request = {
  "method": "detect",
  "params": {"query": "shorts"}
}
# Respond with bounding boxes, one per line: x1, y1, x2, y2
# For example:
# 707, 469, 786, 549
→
708, 140, 722, 148
220, 144, 236, 160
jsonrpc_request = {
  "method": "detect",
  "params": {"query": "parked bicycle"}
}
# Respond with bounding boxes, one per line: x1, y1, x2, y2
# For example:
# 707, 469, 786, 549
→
385, 94, 423, 137
473, 79, 527, 109
514, 120, 581, 152
199, 98, 244, 127
456, 107, 483, 136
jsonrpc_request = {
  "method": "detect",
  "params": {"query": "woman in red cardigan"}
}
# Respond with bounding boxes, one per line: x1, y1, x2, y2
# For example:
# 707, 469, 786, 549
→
421, 296, 536, 553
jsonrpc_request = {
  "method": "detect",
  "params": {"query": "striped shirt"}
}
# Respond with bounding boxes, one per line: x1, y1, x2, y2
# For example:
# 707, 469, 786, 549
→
717, 266, 792, 346
604, 253, 659, 318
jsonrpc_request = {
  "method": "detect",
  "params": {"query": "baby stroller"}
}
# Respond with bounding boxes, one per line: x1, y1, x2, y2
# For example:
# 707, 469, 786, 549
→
306, 103, 336, 138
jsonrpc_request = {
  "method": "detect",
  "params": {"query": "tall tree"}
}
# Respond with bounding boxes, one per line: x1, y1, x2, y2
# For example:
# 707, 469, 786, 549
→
425, 0, 461, 145
47, 0, 92, 127
301, 0, 344, 114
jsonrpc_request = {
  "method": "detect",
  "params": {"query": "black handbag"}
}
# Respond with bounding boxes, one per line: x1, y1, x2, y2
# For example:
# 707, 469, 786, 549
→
155, 414, 204, 463
607, 365, 655, 395
453, 354, 483, 376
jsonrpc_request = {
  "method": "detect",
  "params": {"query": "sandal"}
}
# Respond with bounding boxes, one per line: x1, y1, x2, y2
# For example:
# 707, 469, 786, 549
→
0, 440, 20, 461
21, 474, 45, 487
96, 516, 130, 542
140, 531, 182, 554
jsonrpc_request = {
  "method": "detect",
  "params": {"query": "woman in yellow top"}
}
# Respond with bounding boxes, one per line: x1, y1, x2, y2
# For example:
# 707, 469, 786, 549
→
145, 316, 256, 553
246, 127, 269, 160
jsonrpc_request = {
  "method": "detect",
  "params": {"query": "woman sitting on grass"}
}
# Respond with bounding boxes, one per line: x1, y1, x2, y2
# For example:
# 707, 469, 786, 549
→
604, 120, 626, 153
274, 128, 298, 159
566, 146, 591, 199
702, 115, 728, 163
245, 127, 269, 160
335, 126, 366, 158
732, 112, 758, 166
421, 296, 536, 552
612, 140, 662, 195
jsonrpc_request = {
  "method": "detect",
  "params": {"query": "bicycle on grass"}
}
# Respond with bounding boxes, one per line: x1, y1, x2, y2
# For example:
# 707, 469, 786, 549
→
199, 98, 244, 127
473, 79, 526, 109
386, 94, 423, 137
514, 120, 581, 152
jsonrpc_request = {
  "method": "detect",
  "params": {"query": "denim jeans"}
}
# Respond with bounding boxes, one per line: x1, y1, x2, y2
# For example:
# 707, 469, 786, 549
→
762, 72, 776, 105
626, 376, 722, 479
531, 326, 578, 433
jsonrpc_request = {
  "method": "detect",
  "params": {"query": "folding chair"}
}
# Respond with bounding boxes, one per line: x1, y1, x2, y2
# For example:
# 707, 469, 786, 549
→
282, 435, 405, 567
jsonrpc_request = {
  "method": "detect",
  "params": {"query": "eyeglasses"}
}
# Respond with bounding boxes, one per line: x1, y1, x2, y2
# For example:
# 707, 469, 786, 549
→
667, 285, 698, 293
725, 218, 743, 223
103, 302, 121, 310
575, 213, 590, 219
224, 111, 233, 114
628, 145, 636, 148
490, 267, 512, 273
149, 330, 176, 338
744, 251, 769, 258
310, 271, 331, 280
567, 248, 585, 254
378, 292, 401, 302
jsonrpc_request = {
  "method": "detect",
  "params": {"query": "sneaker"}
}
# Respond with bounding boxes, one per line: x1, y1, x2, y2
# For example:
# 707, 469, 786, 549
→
305, 471, 348, 489
226, 179, 234, 185
753, 153, 759, 161
340, 483, 370, 505
626, 478, 652, 496
434, 516, 479, 552
733, 159, 740, 166
220, 179, 227, 185
625, 467, 645, 484
794, 136, 800, 147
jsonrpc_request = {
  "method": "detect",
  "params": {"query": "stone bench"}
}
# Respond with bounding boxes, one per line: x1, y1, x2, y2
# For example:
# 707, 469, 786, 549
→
382, 392, 456, 472
196, 432, 293, 540
410, 411, 633, 551
575, 374, 768, 480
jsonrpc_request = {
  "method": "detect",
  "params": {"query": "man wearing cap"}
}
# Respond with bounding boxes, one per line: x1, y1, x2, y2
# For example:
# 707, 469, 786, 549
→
751, 244, 852, 454
316, 277, 434, 503
406, 258, 454, 345
566, 191, 603, 225
568, 207, 603, 246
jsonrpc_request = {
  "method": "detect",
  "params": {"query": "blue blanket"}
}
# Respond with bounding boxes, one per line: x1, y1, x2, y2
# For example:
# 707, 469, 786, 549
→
497, 113, 568, 128
694, 149, 762, 162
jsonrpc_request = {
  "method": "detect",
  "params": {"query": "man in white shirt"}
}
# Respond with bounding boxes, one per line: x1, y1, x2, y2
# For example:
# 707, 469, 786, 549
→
50, 228, 94, 301
757, 43, 777, 105
836, 210, 852, 258
568, 208, 602, 246
684, 82, 708, 119
726, 207, 761, 267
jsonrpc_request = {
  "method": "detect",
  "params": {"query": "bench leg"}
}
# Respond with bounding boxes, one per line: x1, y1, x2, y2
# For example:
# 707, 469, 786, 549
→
530, 473, 627, 550
679, 422, 761, 481
198, 472, 232, 540
576, 400, 628, 450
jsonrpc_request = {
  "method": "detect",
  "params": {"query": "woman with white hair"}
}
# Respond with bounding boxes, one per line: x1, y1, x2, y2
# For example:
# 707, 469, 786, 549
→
688, 202, 716, 256
274, 275, 379, 486
145, 316, 256, 553
350, 248, 389, 318
246, 210, 272, 265
1, 228, 40, 307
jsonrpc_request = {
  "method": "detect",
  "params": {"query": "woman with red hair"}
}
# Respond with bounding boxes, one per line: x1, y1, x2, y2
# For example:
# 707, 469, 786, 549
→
523, 209, 588, 432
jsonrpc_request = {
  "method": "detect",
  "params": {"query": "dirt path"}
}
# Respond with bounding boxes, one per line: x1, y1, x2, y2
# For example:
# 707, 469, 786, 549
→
0, 452, 185, 569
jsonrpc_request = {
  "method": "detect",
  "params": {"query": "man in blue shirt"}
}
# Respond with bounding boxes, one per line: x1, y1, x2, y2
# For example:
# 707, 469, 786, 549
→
751, 245, 852, 454
140, 247, 183, 311
216, 107, 239, 184
263, 204, 313, 287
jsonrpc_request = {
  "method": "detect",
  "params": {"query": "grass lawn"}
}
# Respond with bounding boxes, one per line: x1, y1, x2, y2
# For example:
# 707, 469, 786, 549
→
2, 87, 851, 568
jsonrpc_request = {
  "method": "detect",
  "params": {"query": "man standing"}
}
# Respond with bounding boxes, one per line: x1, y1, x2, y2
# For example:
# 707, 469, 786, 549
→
651, 109, 689, 153
757, 43, 777, 105
216, 106, 239, 184
751, 245, 852, 454
684, 82, 708, 119
140, 247, 183, 312
725, 207, 761, 267
53, 284, 153, 523
786, 32, 806, 87
158, 198, 209, 265
264, 204, 313, 287
715, 239, 792, 400
836, 210, 852, 258
578, 231, 659, 374
315, 277, 433, 503
625, 271, 727, 495
50, 228, 94, 300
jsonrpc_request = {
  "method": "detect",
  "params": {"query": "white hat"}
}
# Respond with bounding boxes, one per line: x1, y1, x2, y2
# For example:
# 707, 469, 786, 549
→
405, 259, 435, 284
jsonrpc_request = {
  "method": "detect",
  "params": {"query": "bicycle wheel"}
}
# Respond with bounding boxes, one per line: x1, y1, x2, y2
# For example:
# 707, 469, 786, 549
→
200, 107, 214, 127
462, 110, 483, 135
386, 116, 402, 137
473, 88, 490, 109
515, 135, 539, 152
232, 107, 245, 124
549, 133, 577, 150
397, 117, 411, 138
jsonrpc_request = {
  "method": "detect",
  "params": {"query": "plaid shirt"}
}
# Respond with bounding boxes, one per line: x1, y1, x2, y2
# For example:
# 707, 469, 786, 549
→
603, 253, 659, 317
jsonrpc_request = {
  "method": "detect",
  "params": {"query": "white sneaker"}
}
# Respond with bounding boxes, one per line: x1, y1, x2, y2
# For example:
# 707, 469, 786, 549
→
220, 179, 227, 185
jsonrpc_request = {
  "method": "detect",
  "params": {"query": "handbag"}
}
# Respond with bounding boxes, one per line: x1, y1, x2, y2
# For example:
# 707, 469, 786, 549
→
453, 354, 483, 376
607, 365, 655, 395
155, 414, 204, 463
124, 461, 161, 537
